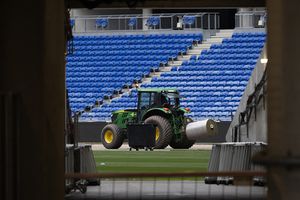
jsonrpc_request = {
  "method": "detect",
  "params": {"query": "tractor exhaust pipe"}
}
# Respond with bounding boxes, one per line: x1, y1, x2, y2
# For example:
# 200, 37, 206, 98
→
186, 119, 219, 141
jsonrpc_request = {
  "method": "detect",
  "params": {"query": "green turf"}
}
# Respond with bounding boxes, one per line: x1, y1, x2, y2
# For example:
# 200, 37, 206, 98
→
93, 150, 211, 173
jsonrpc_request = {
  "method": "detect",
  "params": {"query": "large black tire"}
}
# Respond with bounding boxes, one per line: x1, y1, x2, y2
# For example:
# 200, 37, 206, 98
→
170, 117, 195, 149
101, 124, 124, 149
144, 115, 173, 149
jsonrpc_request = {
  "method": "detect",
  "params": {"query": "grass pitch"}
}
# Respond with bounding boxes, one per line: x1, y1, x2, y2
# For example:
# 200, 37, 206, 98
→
93, 150, 211, 173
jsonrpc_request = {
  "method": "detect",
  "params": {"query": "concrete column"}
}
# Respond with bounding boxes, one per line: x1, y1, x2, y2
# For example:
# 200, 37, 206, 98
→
238, 8, 252, 11
238, 8, 253, 28
143, 8, 152, 30
0, 0, 65, 199
267, 1, 300, 199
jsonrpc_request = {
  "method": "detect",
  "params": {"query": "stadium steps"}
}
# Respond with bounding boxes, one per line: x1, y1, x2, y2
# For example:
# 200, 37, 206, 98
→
187, 30, 234, 56
172, 29, 234, 71
167, 60, 183, 66
214, 29, 234, 37
177, 54, 192, 61
145, 30, 235, 84
159, 66, 173, 72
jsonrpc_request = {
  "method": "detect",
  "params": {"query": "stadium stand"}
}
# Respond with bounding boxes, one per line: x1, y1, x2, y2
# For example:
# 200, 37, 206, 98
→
144, 32, 266, 121
77, 31, 266, 121
66, 33, 203, 118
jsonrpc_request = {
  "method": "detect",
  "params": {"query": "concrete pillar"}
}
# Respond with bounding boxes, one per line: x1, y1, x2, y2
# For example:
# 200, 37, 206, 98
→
267, 1, 300, 199
238, 8, 253, 28
143, 8, 152, 30
0, 0, 65, 199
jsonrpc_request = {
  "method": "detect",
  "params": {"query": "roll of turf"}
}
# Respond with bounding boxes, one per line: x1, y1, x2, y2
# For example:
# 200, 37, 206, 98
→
186, 119, 218, 141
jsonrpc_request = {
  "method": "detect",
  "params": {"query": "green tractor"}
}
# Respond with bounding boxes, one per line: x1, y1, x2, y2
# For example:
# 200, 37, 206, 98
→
101, 88, 195, 149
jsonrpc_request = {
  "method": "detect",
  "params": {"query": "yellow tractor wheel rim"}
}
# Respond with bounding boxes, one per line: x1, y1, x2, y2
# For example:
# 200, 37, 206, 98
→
155, 127, 160, 141
104, 130, 114, 144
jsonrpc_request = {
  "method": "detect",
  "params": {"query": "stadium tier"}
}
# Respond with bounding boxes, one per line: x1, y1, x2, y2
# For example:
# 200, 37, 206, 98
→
144, 32, 266, 121
67, 32, 266, 121
66, 33, 203, 114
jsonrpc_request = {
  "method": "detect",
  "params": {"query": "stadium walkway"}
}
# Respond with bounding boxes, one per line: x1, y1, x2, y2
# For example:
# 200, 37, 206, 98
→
65, 180, 266, 200
85, 143, 213, 151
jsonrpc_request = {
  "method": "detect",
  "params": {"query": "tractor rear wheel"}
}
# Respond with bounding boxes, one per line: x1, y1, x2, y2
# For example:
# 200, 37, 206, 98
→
101, 124, 124, 149
145, 115, 173, 149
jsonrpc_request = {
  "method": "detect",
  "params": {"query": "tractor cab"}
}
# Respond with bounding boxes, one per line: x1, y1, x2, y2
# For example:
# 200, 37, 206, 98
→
136, 88, 181, 122
161, 91, 180, 108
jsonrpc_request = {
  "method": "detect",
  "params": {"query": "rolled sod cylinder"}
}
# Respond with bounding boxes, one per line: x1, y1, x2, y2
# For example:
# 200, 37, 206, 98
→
185, 119, 219, 141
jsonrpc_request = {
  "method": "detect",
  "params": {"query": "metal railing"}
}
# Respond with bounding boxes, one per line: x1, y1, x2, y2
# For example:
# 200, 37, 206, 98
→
235, 11, 267, 28
71, 13, 220, 33
65, 171, 267, 199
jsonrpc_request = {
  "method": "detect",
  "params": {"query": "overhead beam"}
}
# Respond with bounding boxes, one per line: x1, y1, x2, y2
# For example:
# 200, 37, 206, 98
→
69, 0, 265, 9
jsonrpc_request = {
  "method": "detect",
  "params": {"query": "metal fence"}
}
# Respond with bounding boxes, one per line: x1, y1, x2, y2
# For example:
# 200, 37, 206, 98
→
65, 172, 267, 200
235, 11, 267, 28
206, 143, 266, 186
65, 144, 100, 193
71, 13, 220, 33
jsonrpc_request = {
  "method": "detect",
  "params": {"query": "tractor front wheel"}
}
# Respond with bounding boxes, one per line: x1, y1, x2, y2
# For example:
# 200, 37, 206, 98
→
169, 134, 195, 149
101, 124, 124, 149
170, 117, 195, 149
145, 115, 173, 149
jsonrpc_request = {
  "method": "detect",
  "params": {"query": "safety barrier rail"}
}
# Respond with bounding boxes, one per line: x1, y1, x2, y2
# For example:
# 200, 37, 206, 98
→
71, 13, 220, 33
65, 171, 267, 199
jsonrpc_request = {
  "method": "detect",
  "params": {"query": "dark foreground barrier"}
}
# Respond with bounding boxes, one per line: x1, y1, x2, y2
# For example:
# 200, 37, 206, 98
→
65, 171, 267, 200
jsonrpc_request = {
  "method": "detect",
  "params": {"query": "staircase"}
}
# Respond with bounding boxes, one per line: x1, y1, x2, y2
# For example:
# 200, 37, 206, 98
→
165, 30, 234, 70
141, 30, 235, 88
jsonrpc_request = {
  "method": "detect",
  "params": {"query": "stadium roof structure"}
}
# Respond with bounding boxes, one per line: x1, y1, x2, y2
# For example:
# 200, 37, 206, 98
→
69, 0, 265, 9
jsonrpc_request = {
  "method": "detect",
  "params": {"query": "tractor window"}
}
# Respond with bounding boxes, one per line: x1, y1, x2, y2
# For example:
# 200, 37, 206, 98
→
151, 92, 163, 106
168, 97, 177, 106
140, 92, 151, 109
164, 93, 180, 107
161, 95, 168, 105
150, 93, 156, 105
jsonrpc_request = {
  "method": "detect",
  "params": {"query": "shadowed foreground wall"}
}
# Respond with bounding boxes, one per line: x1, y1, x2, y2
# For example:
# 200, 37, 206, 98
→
267, 0, 300, 199
0, 0, 65, 200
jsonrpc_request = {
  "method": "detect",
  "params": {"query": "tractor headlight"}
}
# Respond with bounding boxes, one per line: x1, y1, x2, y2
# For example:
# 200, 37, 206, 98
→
163, 107, 169, 111
184, 107, 191, 112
